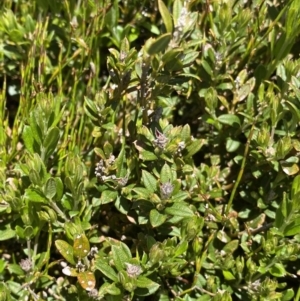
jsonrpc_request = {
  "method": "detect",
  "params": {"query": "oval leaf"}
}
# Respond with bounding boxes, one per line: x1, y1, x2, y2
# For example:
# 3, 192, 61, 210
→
142, 170, 157, 193
44, 177, 57, 200
100, 190, 118, 204
223, 270, 236, 280
94, 258, 118, 282
150, 209, 167, 228
158, 0, 173, 33
223, 240, 239, 254
43, 127, 60, 159
24, 188, 47, 203
146, 33, 172, 55
160, 164, 173, 184
0, 226, 16, 241
78, 271, 96, 291
135, 276, 160, 296
218, 114, 241, 126
55, 240, 76, 265
270, 263, 286, 277
164, 202, 194, 217
111, 243, 132, 272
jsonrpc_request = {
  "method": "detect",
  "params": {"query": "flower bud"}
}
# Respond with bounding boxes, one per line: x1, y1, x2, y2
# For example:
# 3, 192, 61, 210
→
125, 263, 142, 278
153, 128, 168, 149
20, 258, 32, 272
246, 258, 257, 275
192, 237, 203, 254
236, 256, 244, 274
118, 270, 136, 292
160, 181, 174, 200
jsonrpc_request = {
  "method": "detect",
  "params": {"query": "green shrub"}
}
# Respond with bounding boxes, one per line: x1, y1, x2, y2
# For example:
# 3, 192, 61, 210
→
1, 0, 300, 300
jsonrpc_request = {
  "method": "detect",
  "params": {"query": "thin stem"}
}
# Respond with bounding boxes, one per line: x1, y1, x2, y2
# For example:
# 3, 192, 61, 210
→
226, 121, 256, 216
50, 200, 69, 221
27, 240, 32, 261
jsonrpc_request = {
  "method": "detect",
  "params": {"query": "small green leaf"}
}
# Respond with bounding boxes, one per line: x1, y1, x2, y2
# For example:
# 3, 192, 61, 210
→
236, 78, 256, 102
22, 126, 37, 154
15, 226, 25, 239
84, 96, 99, 120
150, 209, 167, 227
73, 233, 90, 259
247, 213, 265, 229
135, 276, 160, 296
0, 225, 15, 241
218, 114, 241, 126
164, 57, 183, 71
172, 191, 189, 202
120, 37, 130, 54
94, 258, 118, 282
160, 164, 173, 184
24, 226, 34, 240
43, 127, 60, 158
226, 138, 240, 152
164, 203, 194, 217
158, 0, 173, 33
0, 283, 10, 299
29, 112, 43, 145
275, 193, 291, 229
139, 150, 158, 161
217, 230, 231, 243
55, 177, 64, 200
202, 60, 212, 76
173, 0, 182, 26
142, 170, 157, 193
133, 187, 151, 199
146, 33, 172, 55
24, 188, 47, 203
116, 146, 126, 177
223, 270, 236, 280
103, 142, 113, 158
55, 240, 76, 265
269, 263, 286, 277
292, 175, 300, 199
111, 243, 132, 272
223, 240, 239, 254
174, 241, 188, 257
44, 177, 57, 200
99, 282, 121, 296
118, 270, 136, 292
162, 48, 183, 64
282, 288, 294, 301
185, 139, 205, 157
136, 275, 159, 289
7, 263, 25, 276
284, 217, 300, 236
100, 190, 118, 204
182, 51, 199, 66
181, 124, 191, 141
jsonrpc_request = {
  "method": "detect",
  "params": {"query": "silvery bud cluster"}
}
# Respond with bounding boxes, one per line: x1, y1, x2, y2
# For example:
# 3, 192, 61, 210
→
153, 128, 168, 149
160, 181, 174, 200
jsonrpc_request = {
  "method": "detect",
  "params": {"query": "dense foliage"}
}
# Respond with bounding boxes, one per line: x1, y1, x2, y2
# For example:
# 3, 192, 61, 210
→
1, 0, 300, 300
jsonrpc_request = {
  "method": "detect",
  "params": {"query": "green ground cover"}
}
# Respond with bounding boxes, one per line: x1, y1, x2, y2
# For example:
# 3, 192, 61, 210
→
1, 0, 300, 300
